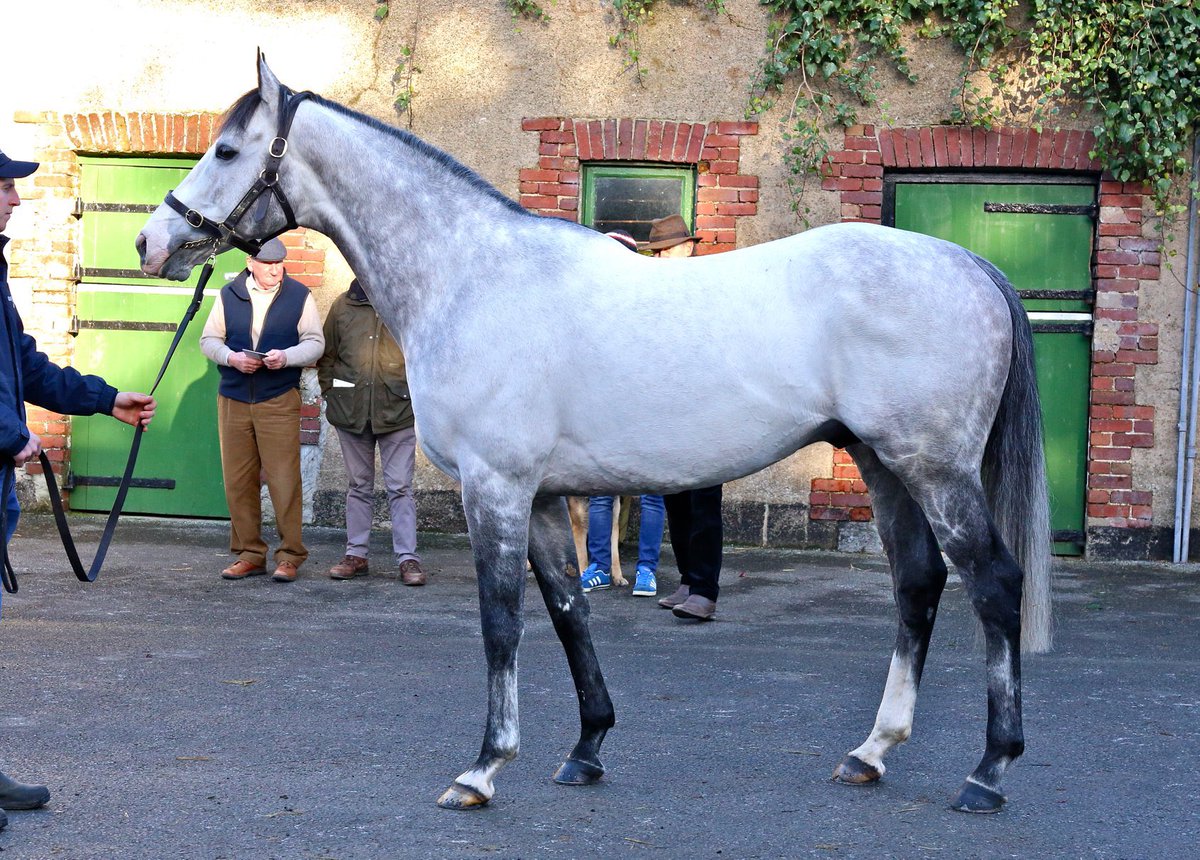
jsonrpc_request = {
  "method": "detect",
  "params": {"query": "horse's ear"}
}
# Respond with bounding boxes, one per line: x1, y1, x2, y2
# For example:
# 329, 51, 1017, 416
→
256, 51, 282, 109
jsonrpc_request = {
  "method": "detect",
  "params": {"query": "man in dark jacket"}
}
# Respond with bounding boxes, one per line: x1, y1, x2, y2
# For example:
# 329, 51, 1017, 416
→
0, 148, 156, 832
318, 279, 425, 585
199, 238, 324, 583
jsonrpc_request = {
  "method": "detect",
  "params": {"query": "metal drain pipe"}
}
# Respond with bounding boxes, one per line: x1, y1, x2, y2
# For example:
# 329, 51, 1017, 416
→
1173, 133, 1200, 562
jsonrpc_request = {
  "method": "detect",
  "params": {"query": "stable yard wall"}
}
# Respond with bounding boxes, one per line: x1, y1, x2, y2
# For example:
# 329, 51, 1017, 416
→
1, 0, 1194, 560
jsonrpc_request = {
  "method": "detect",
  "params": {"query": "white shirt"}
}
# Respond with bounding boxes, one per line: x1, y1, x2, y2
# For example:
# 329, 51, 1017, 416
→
199, 273, 324, 368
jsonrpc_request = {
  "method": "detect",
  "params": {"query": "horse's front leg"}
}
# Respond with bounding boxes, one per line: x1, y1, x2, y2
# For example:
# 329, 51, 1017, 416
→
437, 476, 534, 810
527, 494, 614, 786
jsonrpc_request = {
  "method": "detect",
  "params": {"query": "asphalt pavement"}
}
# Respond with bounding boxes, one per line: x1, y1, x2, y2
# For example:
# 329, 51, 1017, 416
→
0, 513, 1196, 860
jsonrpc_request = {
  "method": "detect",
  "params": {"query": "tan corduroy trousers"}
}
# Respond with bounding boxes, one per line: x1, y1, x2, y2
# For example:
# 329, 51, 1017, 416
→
217, 389, 308, 567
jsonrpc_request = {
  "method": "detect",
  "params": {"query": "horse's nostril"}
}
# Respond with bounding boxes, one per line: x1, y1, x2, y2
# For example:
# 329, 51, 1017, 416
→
135, 232, 147, 262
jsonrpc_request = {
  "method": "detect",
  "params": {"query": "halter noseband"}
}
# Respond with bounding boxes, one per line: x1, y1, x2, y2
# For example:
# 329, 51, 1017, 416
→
164, 86, 313, 257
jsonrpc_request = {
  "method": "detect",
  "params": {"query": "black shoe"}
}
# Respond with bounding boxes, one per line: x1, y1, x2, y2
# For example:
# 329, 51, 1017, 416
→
0, 771, 50, 810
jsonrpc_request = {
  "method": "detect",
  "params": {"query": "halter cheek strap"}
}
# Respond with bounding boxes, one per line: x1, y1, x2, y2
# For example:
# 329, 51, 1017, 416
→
164, 86, 313, 257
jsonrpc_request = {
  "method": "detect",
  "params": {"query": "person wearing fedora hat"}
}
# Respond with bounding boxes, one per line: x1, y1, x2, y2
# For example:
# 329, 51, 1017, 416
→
200, 237, 324, 583
638, 213, 699, 256
638, 214, 726, 622
0, 149, 157, 830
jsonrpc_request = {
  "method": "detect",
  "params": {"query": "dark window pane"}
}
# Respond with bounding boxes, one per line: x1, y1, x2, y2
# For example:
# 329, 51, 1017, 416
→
592, 176, 685, 242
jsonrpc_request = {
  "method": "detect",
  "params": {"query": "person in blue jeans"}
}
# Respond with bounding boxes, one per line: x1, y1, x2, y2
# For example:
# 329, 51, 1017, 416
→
578, 229, 665, 597
580, 493, 666, 596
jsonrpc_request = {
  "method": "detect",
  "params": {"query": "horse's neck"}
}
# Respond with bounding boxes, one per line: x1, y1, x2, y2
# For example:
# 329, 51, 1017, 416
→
288, 105, 528, 350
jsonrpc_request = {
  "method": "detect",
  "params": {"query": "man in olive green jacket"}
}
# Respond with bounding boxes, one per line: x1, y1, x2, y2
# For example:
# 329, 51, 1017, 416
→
317, 279, 425, 585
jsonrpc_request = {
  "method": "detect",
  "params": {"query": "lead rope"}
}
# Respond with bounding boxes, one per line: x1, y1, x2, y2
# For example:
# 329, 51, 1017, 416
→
0, 257, 217, 593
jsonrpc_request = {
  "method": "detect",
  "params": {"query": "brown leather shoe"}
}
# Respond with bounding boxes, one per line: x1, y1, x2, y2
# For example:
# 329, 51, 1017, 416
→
672, 593, 716, 621
221, 560, 266, 580
657, 583, 690, 609
329, 555, 369, 580
398, 559, 427, 586
272, 561, 299, 583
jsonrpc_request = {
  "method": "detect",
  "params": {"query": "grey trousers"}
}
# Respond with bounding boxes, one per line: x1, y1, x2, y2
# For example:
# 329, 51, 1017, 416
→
336, 425, 419, 563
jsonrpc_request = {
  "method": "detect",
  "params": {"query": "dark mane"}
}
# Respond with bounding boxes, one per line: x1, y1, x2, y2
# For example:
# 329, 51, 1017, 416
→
217, 90, 263, 136
218, 88, 531, 218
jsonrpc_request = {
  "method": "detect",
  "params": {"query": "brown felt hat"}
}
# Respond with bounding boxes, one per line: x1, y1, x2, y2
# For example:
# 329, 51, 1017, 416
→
639, 214, 698, 251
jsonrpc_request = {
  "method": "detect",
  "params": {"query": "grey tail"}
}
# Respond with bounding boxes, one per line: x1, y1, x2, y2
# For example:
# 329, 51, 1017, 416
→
973, 252, 1054, 654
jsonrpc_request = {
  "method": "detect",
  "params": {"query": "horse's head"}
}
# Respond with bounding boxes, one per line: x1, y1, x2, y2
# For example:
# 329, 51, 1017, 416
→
137, 53, 302, 281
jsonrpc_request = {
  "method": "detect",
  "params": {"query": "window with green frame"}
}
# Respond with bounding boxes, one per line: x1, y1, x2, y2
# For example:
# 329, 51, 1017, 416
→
580, 163, 696, 243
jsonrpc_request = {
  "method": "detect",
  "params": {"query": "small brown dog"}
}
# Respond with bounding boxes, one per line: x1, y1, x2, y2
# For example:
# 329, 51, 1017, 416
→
566, 496, 628, 585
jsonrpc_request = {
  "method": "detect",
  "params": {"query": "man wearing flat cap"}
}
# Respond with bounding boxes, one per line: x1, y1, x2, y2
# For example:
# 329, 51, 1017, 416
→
0, 149, 157, 830
200, 238, 323, 582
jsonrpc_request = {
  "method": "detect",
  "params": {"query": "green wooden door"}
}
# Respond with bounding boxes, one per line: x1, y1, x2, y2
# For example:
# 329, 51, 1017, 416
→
70, 157, 242, 517
891, 178, 1096, 555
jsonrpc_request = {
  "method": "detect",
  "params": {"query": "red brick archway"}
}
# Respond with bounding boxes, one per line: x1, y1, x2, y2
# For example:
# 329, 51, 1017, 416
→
519, 116, 759, 252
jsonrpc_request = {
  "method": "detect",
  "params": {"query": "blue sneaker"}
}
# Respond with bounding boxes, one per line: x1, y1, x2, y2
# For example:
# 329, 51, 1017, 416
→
632, 566, 657, 597
581, 564, 611, 593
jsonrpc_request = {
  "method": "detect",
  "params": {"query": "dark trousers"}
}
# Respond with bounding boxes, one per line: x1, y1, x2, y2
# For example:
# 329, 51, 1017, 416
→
662, 484, 723, 601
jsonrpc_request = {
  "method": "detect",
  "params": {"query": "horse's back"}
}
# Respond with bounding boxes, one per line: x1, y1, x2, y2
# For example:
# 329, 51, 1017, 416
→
427, 220, 1017, 494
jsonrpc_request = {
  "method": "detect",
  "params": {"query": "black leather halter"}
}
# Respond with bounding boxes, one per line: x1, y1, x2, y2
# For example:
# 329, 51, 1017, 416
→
163, 86, 313, 257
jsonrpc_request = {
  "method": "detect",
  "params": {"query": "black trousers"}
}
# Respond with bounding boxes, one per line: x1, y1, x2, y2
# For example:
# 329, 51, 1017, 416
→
662, 484, 724, 601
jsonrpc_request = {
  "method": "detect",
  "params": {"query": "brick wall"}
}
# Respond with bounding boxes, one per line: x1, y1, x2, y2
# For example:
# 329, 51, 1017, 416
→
519, 116, 759, 252
814, 125, 1160, 548
9, 109, 326, 502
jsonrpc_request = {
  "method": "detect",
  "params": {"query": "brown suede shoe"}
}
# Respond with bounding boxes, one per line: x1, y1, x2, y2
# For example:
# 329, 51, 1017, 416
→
272, 561, 299, 583
399, 559, 427, 586
221, 560, 267, 580
329, 555, 369, 580
672, 594, 716, 621
657, 584, 690, 609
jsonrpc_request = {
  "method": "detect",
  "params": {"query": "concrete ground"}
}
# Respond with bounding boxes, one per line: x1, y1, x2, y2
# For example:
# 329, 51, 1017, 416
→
0, 513, 1196, 860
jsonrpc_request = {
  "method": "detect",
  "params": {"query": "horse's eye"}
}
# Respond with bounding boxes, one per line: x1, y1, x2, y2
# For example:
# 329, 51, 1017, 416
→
215, 144, 238, 161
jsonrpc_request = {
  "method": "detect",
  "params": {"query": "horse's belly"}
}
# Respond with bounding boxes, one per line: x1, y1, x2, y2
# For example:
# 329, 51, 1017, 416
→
538, 409, 827, 496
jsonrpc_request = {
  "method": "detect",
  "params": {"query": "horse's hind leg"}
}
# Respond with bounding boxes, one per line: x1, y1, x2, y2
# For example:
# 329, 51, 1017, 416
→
527, 494, 615, 785
904, 468, 1025, 813
437, 476, 533, 810
834, 444, 949, 787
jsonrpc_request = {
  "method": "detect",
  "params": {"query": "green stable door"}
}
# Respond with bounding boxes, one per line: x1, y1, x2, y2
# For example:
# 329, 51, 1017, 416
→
891, 177, 1096, 555
70, 157, 244, 518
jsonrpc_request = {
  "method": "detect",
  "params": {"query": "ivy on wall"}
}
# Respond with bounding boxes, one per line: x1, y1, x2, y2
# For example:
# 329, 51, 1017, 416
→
1028, 0, 1198, 205
507, 0, 550, 22
367, 1, 1198, 217
610, 0, 726, 82
746, 0, 1198, 216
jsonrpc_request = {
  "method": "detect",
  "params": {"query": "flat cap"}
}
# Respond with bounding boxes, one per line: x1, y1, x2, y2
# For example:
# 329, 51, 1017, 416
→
252, 237, 287, 263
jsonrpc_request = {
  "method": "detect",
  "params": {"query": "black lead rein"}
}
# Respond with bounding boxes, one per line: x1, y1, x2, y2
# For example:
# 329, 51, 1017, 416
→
0, 259, 216, 594
1, 85, 313, 594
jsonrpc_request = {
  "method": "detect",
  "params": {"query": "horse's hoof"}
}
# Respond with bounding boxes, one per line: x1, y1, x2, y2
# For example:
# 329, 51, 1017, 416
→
950, 780, 1007, 813
553, 757, 605, 786
436, 782, 490, 810
832, 755, 882, 785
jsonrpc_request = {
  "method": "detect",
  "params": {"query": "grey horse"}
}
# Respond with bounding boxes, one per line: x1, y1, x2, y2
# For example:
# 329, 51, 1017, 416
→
136, 56, 1052, 814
